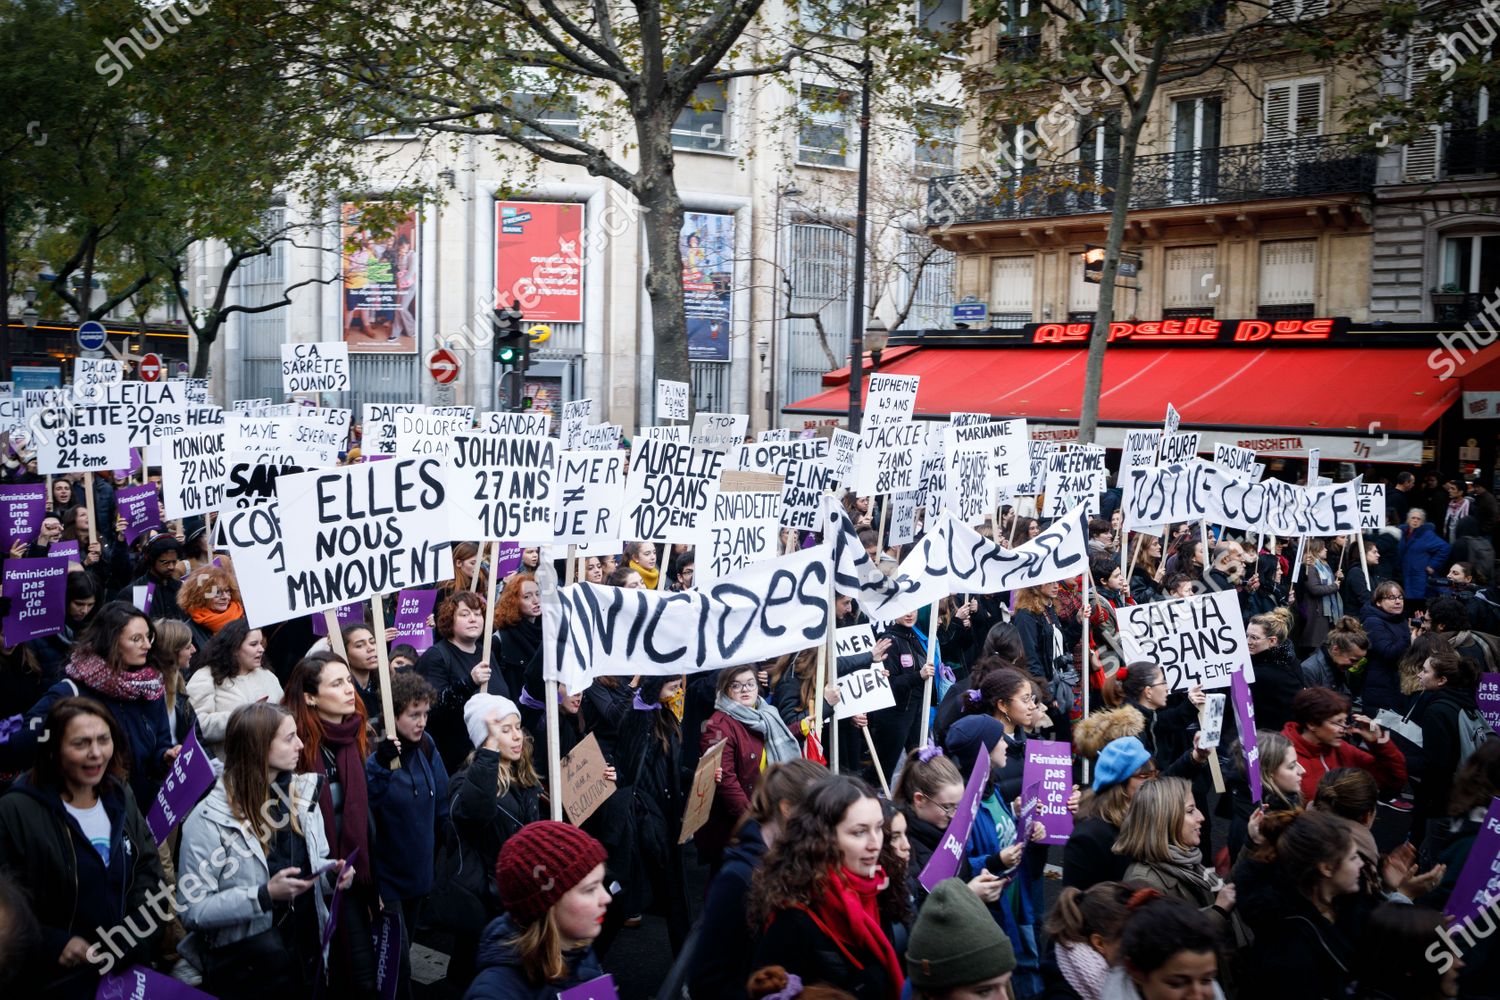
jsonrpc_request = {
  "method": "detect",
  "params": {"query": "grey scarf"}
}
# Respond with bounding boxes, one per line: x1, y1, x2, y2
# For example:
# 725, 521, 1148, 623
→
715, 693, 801, 764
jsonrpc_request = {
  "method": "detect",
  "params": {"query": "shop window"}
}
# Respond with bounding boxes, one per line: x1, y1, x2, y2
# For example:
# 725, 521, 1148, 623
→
1164, 246, 1218, 314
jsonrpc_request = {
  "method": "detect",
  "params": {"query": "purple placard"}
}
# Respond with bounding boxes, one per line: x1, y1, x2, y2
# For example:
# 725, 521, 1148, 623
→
146, 728, 215, 843
1230, 669, 1262, 803
51, 540, 80, 562
918, 743, 989, 892
1019, 780, 1043, 863
1479, 674, 1500, 736
319, 847, 362, 960
1, 556, 68, 645
559, 975, 620, 1000
116, 484, 162, 544
493, 541, 524, 579
111, 448, 144, 481
0, 483, 46, 551
312, 601, 365, 636
1445, 797, 1500, 925
96, 964, 214, 1000
1022, 739, 1074, 845
390, 588, 437, 653
371, 911, 401, 1000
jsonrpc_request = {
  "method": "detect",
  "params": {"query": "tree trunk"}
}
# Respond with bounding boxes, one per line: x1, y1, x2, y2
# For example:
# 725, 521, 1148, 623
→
1076, 41, 1165, 445
637, 124, 690, 415
192, 322, 217, 378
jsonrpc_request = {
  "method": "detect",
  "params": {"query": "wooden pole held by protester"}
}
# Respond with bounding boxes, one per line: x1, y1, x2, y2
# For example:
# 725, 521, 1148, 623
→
862, 726, 890, 797
481, 541, 501, 668
371, 596, 401, 770
83, 472, 98, 547
324, 610, 347, 661
547, 549, 572, 821
918, 599, 939, 747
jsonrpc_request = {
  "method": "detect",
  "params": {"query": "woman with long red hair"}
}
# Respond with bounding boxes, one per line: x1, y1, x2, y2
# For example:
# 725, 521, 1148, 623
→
281, 651, 378, 994
491, 573, 542, 711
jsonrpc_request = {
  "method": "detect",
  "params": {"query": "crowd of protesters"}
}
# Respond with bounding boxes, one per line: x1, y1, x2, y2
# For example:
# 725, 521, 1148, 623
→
0, 456, 1494, 1000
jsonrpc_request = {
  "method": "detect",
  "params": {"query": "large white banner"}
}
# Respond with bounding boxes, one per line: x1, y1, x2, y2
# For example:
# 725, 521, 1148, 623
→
1121, 460, 1364, 536
542, 545, 832, 690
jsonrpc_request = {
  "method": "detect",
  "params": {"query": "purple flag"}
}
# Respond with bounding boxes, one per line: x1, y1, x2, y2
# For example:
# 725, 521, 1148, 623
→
559, 975, 620, 1000
389, 589, 437, 653
312, 601, 365, 636
51, 540, 80, 562
918, 743, 989, 892
116, 484, 162, 544
1479, 674, 1500, 736
493, 541, 524, 579
96, 965, 214, 1000
320, 847, 362, 963
1445, 796, 1500, 925
0, 483, 46, 551
146, 728, 215, 843
1230, 669, 1262, 803
371, 911, 401, 1000
1022, 739, 1074, 844
1, 556, 68, 645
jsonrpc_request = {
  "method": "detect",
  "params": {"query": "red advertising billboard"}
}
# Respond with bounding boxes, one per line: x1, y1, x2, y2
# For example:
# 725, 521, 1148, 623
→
494, 201, 584, 324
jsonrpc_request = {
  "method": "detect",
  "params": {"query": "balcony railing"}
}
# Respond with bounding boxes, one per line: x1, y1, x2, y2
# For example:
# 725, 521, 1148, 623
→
926, 133, 1376, 226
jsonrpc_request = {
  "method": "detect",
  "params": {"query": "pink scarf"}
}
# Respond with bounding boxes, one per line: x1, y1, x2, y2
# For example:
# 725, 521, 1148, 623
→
66, 652, 164, 701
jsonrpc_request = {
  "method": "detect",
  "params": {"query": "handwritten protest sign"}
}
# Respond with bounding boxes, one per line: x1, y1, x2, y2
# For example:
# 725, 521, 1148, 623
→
445, 432, 559, 542
780, 459, 837, 533
362, 403, 418, 456
389, 589, 437, 653
1, 556, 67, 645
1121, 461, 1363, 536
561, 399, 595, 449
161, 428, 227, 518
656, 379, 690, 422
1200, 694, 1227, 747
1158, 431, 1201, 465
824, 429, 858, 487
1116, 429, 1163, 487
146, 728, 215, 842
552, 450, 626, 546
116, 484, 162, 544
622, 438, 725, 543
1040, 448, 1107, 519
1022, 740, 1074, 845
576, 423, 621, 451
219, 501, 297, 628
559, 731, 615, 827
919, 745, 988, 891
1445, 797, 1500, 925
865, 373, 920, 426
855, 421, 925, 496
690, 412, 747, 451
833, 662, 896, 720
35, 405, 133, 474
223, 450, 320, 508
680, 739, 726, 843
697, 472, 783, 587
1213, 443, 1257, 482
889, 491, 919, 546
281, 342, 350, 394
1357, 483, 1386, 530
481, 410, 552, 436
1117, 589, 1252, 690
72, 357, 123, 405
275, 458, 452, 615
727, 437, 828, 478
835, 623, 877, 659
758, 427, 790, 443
0, 484, 46, 551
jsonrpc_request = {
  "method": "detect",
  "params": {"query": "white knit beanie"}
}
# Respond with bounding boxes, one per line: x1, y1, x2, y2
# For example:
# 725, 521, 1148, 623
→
463, 692, 519, 749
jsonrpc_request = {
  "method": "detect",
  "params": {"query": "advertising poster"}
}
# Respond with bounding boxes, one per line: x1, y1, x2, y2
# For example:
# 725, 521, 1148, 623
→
497, 375, 564, 421
341, 202, 419, 354
681, 211, 733, 362
495, 201, 584, 324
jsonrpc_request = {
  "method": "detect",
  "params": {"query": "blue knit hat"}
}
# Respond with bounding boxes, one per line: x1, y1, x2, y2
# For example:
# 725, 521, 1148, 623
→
1092, 736, 1152, 792
943, 715, 1008, 780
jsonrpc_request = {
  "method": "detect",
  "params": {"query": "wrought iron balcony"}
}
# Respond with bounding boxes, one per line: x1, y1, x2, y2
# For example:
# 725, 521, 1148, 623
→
926, 133, 1376, 227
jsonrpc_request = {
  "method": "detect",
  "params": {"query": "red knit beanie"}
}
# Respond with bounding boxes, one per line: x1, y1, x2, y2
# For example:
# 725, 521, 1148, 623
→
496, 821, 609, 924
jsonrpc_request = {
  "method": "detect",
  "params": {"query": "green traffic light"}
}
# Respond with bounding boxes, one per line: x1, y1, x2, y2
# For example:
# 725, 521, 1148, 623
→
498, 346, 517, 363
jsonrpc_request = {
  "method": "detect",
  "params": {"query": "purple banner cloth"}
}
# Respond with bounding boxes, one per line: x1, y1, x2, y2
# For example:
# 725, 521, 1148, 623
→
116, 484, 162, 545
1230, 669, 1262, 803
1022, 739, 1074, 845
146, 728, 215, 843
1, 556, 68, 646
96, 964, 214, 999
918, 743, 989, 892
1445, 797, 1500, 926
1479, 674, 1500, 736
493, 542, 524, 579
111, 449, 144, 481
371, 911, 401, 1000
559, 975, 620, 1000
0, 713, 22, 744
389, 589, 437, 653
320, 846, 362, 960
0, 483, 46, 551
312, 601, 365, 636
51, 540, 80, 562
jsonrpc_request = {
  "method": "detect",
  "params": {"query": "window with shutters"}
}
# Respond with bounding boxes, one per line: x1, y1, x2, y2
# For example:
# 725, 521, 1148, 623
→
1164, 246, 1219, 314
1269, 0, 1326, 20
1263, 78, 1323, 142
989, 256, 1034, 326
1403, 34, 1442, 182
1070, 256, 1101, 313
798, 86, 852, 167
1258, 239, 1316, 317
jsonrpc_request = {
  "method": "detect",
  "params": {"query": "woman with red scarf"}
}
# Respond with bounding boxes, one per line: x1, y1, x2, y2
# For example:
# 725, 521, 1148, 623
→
749, 774, 904, 999
282, 651, 379, 996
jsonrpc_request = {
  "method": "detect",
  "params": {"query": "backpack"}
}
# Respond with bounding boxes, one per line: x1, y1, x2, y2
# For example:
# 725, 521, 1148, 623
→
1457, 707, 1494, 768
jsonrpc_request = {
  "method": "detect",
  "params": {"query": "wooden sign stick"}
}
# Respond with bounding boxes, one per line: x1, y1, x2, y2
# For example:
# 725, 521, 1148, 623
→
918, 599, 939, 747
83, 472, 98, 548
548, 549, 572, 821
481, 540, 501, 669
863, 727, 890, 797
324, 610, 348, 661
371, 596, 401, 770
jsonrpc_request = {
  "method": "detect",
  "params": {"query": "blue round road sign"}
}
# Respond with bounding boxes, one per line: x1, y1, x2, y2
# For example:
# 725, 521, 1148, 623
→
76, 321, 107, 352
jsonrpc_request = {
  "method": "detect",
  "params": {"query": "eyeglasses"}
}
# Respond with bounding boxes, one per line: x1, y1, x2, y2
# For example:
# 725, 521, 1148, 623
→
934, 800, 961, 817
728, 681, 758, 694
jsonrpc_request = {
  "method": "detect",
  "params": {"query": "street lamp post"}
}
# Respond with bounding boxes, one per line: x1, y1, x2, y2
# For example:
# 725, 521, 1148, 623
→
866, 318, 888, 373
846, 53, 874, 433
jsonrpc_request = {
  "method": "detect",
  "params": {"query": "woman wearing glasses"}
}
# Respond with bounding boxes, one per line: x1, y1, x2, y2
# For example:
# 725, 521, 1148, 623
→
1113, 661, 1204, 770
1359, 580, 1415, 713
696, 664, 801, 869
1281, 686, 1407, 802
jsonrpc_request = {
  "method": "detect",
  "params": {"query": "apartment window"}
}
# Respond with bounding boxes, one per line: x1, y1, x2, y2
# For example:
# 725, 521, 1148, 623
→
673, 82, 729, 152
1171, 95, 1222, 202
799, 86, 852, 167
914, 106, 960, 175
1442, 234, 1500, 293
351, 106, 420, 140
918, 0, 963, 41
996, 123, 1037, 178
897, 233, 957, 330
1258, 239, 1317, 317
506, 70, 581, 140
801, 0, 859, 36
1269, 0, 1327, 20
1263, 78, 1323, 142
1078, 112, 1122, 211
1070, 256, 1101, 314
1164, 246, 1218, 314
990, 256, 1034, 325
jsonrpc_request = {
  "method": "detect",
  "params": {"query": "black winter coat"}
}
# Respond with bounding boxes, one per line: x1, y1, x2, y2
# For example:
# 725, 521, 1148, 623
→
1061, 816, 1128, 890
1250, 642, 1305, 733
1416, 684, 1481, 816
689, 821, 768, 1000
450, 749, 542, 912
1358, 602, 1412, 712
752, 906, 895, 999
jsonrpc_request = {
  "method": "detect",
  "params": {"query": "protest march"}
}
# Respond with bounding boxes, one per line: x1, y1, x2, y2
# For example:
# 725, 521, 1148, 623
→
0, 375, 1494, 1000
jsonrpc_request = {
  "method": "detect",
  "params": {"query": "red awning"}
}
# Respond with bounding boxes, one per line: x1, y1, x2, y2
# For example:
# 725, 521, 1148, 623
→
787, 344, 1484, 437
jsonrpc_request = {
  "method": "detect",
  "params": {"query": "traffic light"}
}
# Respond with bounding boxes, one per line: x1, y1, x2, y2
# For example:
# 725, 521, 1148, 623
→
492, 307, 525, 364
